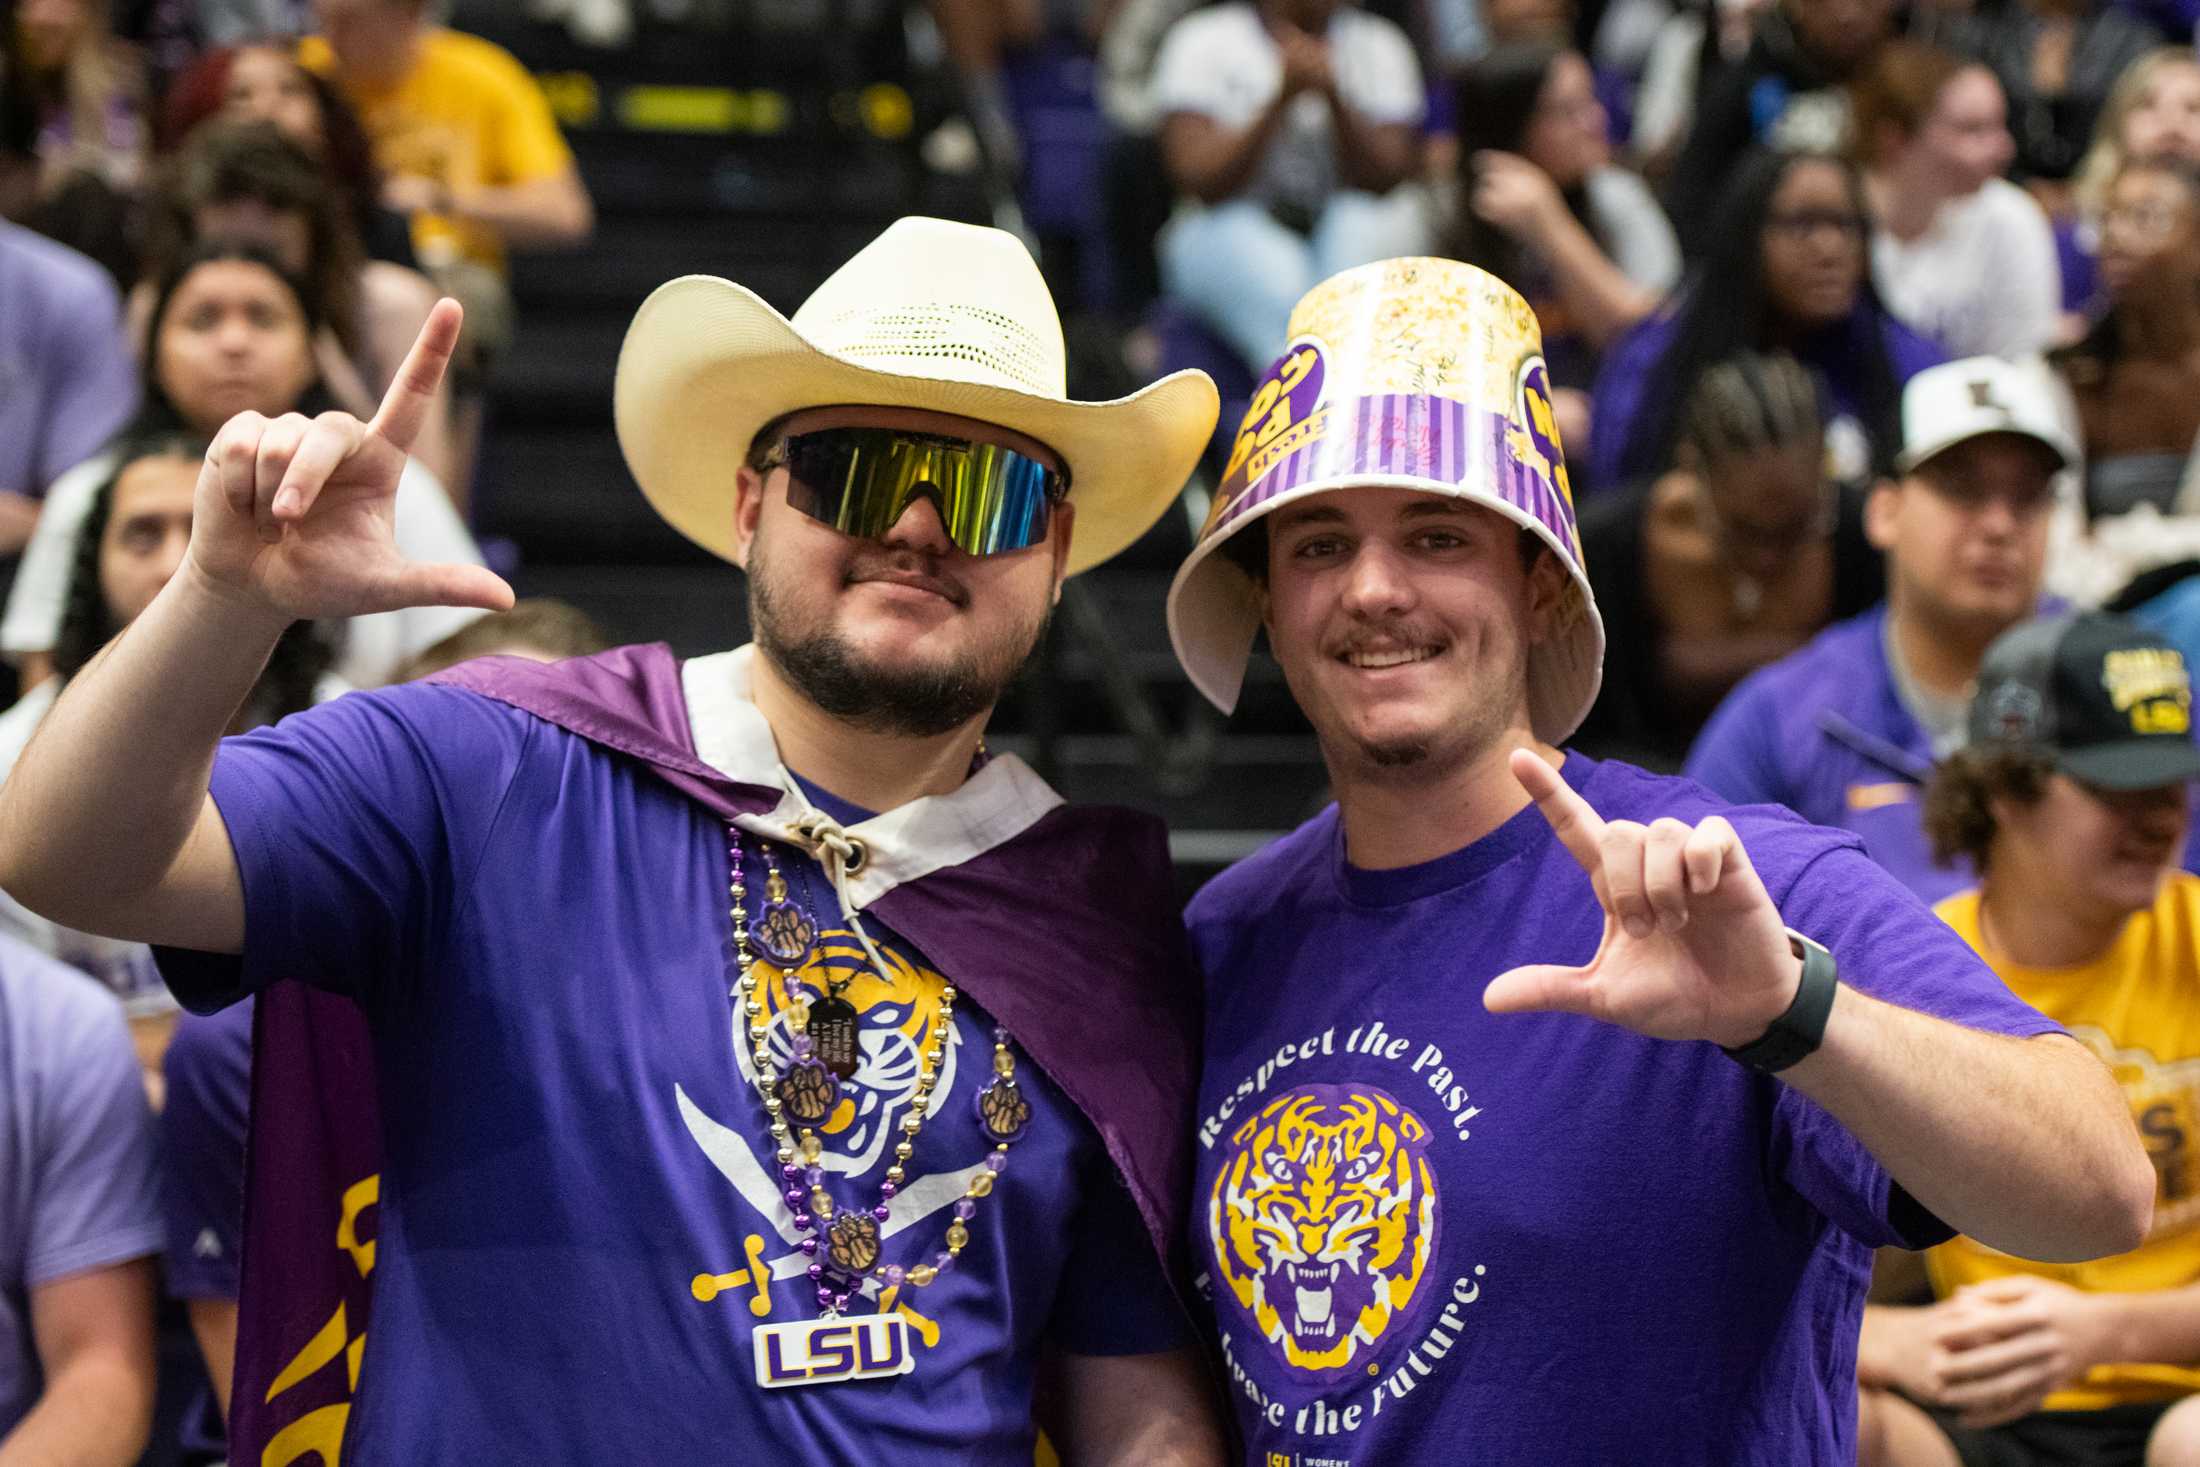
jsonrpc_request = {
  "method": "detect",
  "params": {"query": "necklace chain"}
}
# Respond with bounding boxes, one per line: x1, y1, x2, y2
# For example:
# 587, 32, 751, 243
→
727, 825, 1025, 1317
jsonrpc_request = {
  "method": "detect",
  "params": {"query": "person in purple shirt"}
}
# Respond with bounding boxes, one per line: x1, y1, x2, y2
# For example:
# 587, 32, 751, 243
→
0, 931, 162, 1463
1164, 257, 2152, 1464
0, 219, 137, 549
1590, 147, 1945, 497
0, 216, 1230, 1463
1685, 355, 2075, 904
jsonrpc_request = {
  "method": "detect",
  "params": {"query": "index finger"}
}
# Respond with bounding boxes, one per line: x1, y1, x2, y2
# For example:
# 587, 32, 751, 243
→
367, 297, 462, 451
1510, 746, 1605, 870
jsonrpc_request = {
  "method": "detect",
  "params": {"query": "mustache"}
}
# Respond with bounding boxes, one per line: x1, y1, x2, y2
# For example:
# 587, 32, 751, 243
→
843, 552, 969, 608
1324, 622, 1448, 659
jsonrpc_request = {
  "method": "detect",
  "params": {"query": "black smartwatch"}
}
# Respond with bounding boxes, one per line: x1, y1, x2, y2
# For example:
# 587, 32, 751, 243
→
1720, 929, 1838, 1074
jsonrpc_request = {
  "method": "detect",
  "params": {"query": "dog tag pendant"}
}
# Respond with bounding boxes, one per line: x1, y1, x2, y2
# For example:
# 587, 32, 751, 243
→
753, 1314, 915, 1389
810, 997, 860, 1079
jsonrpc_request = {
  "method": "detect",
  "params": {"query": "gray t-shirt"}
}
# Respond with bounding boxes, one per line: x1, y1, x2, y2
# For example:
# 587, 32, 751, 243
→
1151, 1, 1425, 214
0, 937, 161, 1434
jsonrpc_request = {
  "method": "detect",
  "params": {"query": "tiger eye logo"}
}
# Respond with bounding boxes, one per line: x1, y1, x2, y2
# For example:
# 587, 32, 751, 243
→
1209, 1085, 1439, 1382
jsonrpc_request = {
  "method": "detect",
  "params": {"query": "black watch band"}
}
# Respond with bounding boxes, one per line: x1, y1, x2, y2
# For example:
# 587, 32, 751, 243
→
1720, 929, 1838, 1074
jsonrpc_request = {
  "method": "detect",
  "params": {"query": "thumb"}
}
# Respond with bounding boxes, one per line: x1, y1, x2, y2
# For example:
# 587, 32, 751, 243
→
384, 562, 517, 614
1484, 962, 1597, 1017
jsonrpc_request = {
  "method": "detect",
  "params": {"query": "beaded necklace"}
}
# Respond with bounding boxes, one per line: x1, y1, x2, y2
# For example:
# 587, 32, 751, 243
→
726, 825, 1034, 1319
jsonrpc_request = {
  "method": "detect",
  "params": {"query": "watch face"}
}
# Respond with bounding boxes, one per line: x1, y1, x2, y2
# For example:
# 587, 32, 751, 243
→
1724, 931, 1836, 1074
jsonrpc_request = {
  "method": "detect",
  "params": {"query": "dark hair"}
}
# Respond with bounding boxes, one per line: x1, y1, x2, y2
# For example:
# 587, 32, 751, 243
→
147, 119, 365, 357
137, 236, 334, 431
1680, 351, 1826, 465
52, 427, 337, 722
156, 43, 384, 213
1447, 43, 1597, 287
1921, 743, 2056, 872
393, 598, 611, 682
2053, 156, 2200, 391
1613, 149, 1899, 482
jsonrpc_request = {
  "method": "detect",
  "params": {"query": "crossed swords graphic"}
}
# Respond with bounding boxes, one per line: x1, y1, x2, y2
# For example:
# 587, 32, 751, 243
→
676, 1085, 984, 1338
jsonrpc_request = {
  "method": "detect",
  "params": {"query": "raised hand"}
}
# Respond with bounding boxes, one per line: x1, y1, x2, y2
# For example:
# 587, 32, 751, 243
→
1482, 748, 1803, 1049
186, 298, 515, 624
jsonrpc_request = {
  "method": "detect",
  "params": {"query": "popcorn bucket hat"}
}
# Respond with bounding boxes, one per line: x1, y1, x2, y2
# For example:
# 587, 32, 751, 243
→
1165, 257, 1606, 743
615, 216, 1220, 576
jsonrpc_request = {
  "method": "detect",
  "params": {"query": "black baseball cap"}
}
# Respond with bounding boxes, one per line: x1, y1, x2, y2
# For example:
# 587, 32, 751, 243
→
1969, 612, 2200, 790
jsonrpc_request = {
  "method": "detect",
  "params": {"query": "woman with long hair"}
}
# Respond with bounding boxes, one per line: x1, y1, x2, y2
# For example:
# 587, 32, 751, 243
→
2060, 48, 2200, 316
0, 237, 485, 691
2053, 156, 2200, 520
1590, 147, 1943, 493
157, 40, 414, 268
1856, 38, 2062, 358
1449, 41, 1679, 416
138, 119, 456, 491
8, 0, 145, 278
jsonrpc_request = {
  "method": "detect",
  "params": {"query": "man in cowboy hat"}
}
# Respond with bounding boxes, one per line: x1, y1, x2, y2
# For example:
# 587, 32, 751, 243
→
1166, 257, 2154, 1463
0, 217, 1227, 1463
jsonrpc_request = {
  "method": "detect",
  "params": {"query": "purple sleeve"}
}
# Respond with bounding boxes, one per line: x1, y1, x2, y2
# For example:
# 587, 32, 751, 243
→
153, 684, 532, 1014
1764, 839, 2061, 1249
1586, 315, 1662, 490
159, 1004, 253, 1300
37, 268, 136, 493
1048, 1164, 1192, 1356
1683, 670, 1789, 807
27, 967, 162, 1287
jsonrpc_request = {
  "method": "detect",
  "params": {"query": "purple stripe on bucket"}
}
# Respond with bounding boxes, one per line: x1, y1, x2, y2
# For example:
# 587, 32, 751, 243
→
1212, 393, 1580, 569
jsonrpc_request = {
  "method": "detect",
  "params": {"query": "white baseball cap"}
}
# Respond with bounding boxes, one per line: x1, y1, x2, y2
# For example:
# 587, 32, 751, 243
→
1893, 356, 2077, 477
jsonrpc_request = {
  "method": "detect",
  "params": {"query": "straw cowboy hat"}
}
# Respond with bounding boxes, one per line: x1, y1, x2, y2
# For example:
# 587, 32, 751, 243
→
615, 216, 1220, 576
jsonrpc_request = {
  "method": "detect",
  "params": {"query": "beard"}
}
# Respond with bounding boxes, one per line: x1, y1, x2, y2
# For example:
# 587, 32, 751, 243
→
748, 534, 1050, 738
1323, 634, 1528, 785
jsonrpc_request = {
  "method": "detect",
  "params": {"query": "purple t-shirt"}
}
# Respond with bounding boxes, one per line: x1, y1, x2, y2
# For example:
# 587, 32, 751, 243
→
0, 222, 136, 499
1185, 754, 2060, 1466
0, 934, 162, 1435
155, 683, 1179, 1463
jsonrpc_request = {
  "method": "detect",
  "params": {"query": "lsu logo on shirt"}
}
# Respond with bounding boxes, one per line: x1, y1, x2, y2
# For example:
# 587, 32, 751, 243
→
1209, 1084, 1438, 1382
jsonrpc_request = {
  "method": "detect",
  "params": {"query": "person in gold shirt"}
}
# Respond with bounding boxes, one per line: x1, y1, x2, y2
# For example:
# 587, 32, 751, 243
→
1860, 610, 2200, 1467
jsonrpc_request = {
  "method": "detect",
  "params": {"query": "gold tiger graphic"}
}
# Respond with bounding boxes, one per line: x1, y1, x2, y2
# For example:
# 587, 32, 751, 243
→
735, 931, 960, 1176
1209, 1084, 1438, 1379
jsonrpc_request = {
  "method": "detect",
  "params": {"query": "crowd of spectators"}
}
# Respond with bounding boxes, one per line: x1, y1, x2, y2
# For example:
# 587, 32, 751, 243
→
10, 0, 2200, 1459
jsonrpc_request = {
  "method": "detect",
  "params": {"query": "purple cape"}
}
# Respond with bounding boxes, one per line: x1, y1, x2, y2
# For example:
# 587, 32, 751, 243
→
228, 644, 1200, 1460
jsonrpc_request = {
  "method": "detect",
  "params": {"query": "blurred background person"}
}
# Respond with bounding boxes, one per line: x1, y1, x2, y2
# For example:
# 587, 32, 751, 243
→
1592, 147, 1941, 494
1687, 356, 2072, 901
2063, 48, 2200, 320
0, 238, 484, 693
2053, 155, 2200, 520
1858, 611, 2200, 1467
158, 40, 421, 270
138, 118, 455, 492
7, 0, 146, 281
1663, 0, 1896, 250
1150, 0, 1428, 374
1448, 39, 1679, 447
0, 932, 161, 1467
0, 217, 135, 554
1938, 0, 2160, 209
1858, 38, 2064, 360
1575, 350, 1880, 770
1629, 0, 1773, 180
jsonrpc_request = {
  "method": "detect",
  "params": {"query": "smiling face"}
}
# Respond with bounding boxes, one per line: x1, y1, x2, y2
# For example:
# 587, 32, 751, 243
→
1914, 66, 2015, 198
2122, 59, 2200, 167
1521, 52, 1609, 189
1759, 158, 1868, 329
733, 404, 1072, 738
1259, 487, 1559, 784
1995, 774, 2188, 923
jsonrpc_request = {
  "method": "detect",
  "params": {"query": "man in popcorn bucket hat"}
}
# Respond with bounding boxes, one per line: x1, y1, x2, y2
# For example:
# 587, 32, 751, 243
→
1171, 258, 2152, 1464
0, 217, 1232, 1461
